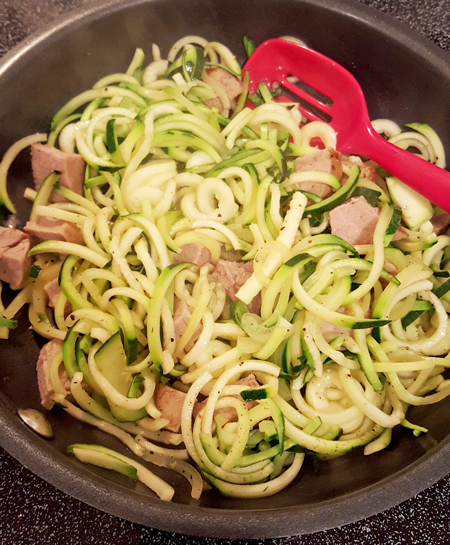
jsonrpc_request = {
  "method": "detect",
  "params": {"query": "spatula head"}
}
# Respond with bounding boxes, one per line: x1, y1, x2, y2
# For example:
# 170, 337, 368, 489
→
243, 39, 371, 153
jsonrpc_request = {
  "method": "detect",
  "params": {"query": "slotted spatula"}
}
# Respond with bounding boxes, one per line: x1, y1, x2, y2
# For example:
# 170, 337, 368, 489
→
243, 39, 450, 213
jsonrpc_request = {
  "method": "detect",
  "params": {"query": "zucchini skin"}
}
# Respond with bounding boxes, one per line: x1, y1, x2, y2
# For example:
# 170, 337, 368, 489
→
94, 331, 146, 422
305, 165, 360, 214
0, 317, 17, 329
68, 444, 138, 479
182, 46, 205, 81
63, 322, 81, 379
59, 255, 94, 310
386, 176, 433, 230
30, 171, 61, 221
147, 262, 193, 373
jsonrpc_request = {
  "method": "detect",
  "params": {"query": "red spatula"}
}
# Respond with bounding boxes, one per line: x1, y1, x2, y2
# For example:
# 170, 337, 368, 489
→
243, 39, 450, 213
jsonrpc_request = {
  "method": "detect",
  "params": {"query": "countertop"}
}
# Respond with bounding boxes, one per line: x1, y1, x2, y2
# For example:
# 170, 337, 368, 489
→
0, 0, 449, 544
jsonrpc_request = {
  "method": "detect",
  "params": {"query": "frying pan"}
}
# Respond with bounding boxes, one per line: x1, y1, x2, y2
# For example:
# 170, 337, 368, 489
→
0, 0, 449, 539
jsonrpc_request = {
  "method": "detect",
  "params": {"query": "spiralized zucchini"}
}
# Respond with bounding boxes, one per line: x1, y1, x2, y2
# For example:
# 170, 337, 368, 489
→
1, 35, 449, 502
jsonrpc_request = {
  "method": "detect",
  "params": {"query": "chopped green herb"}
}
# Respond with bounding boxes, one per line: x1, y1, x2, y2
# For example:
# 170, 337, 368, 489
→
29, 264, 41, 279
243, 36, 256, 59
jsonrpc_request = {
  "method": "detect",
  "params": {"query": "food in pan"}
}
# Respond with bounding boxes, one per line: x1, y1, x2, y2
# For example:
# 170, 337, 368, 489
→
1, 36, 449, 501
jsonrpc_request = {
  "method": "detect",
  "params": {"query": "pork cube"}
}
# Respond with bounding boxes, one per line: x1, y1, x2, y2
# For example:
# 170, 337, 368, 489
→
44, 277, 61, 308
329, 196, 406, 246
206, 67, 243, 100
293, 149, 343, 200
234, 374, 259, 389
0, 227, 31, 289
0, 225, 28, 252
204, 97, 223, 111
212, 259, 261, 314
342, 159, 376, 183
294, 149, 342, 179
360, 165, 376, 183
44, 277, 72, 316
205, 67, 244, 112
172, 243, 211, 268
320, 321, 353, 342
31, 143, 84, 202
173, 297, 202, 352
36, 339, 68, 410
295, 181, 334, 201
192, 374, 260, 421
431, 212, 450, 235
24, 216, 84, 246
155, 384, 186, 433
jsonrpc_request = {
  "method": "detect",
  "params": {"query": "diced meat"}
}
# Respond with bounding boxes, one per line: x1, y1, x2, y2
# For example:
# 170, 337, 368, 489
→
374, 175, 388, 195
206, 67, 243, 100
346, 159, 388, 194
172, 243, 211, 268
43, 277, 72, 317
293, 149, 343, 202
320, 320, 372, 341
0, 226, 28, 252
431, 212, 450, 235
329, 196, 378, 246
294, 149, 343, 180
192, 374, 260, 421
321, 306, 354, 340
380, 260, 400, 289
0, 227, 31, 289
205, 67, 244, 111
360, 165, 376, 183
296, 181, 334, 201
44, 278, 61, 308
0, 239, 31, 289
321, 303, 373, 341
234, 374, 259, 389
204, 97, 222, 111
342, 159, 376, 183
24, 216, 84, 246
212, 259, 261, 314
320, 321, 353, 342
383, 260, 399, 277
36, 338, 68, 410
155, 384, 186, 433
231, 373, 260, 416
192, 398, 206, 419
173, 297, 202, 353
173, 298, 191, 342
213, 259, 253, 299
211, 401, 259, 424
191, 397, 204, 420
329, 196, 406, 246
31, 143, 84, 202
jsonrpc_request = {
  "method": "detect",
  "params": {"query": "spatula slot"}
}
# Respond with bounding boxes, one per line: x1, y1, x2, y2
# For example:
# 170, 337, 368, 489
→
287, 75, 333, 107
279, 84, 332, 124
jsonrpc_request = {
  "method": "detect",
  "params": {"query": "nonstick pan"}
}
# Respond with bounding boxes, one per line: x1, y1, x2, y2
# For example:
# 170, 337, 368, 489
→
0, 0, 449, 538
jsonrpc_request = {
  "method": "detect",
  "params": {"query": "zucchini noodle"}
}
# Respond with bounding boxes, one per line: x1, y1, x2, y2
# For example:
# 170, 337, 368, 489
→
0, 35, 449, 503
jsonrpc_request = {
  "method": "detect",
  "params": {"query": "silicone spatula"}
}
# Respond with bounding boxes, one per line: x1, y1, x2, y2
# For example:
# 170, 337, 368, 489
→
243, 39, 450, 212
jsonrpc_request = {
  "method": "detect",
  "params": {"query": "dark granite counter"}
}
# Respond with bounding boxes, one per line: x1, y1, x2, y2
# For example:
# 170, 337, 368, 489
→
0, 1, 449, 543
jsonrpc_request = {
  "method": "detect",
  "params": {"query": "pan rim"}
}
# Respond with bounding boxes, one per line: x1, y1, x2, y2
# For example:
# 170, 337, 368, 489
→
0, 0, 449, 538
3, 398, 450, 538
